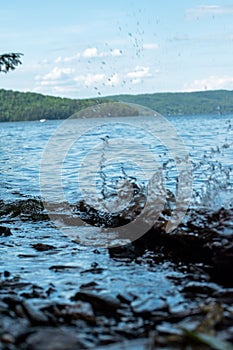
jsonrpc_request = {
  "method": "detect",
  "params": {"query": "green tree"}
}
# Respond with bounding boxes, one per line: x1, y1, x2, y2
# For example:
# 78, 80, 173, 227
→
0, 53, 23, 73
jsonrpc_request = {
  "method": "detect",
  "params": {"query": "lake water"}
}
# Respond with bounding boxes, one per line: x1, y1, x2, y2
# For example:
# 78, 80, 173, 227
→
1, 113, 232, 206
0, 113, 232, 307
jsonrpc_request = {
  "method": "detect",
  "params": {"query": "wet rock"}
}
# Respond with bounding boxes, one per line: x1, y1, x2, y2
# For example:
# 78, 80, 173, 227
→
212, 243, 233, 286
3, 270, 11, 278
0, 300, 9, 313
131, 297, 167, 315
0, 314, 29, 342
25, 328, 87, 350
212, 288, 233, 303
95, 338, 153, 350
20, 284, 47, 299
18, 254, 38, 258
43, 301, 96, 324
117, 292, 136, 305
1, 333, 15, 344
21, 301, 49, 325
80, 267, 105, 275
2, 296, 22, 310
108, 242, 136, 260
49, 265, 80, 272
182, 282, 220, 295
0, 198, 49, 221
31, 243, 56, 251
79, 281, 99, 289
71, 291, 121, 316
109, 208, 233, 286
0, 226, 12, 236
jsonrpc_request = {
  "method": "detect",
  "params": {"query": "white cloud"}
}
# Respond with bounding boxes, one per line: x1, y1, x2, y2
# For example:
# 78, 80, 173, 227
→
34, 66, 76, 95
55, 53, 80, 63
75, 73, 105, 86
74, 72, 120, 88
131, 78, 141, 85
36, 67, 75, 82
82, 47, 122, 58
34, 68, 107, 96
185, 75, 233, 91
109, 48, 122, 57
54, 56, 63, 63
127, 66, 151, 79
186, 5, 233, 19
55, 47, 122, 63
143, 43, 159, 50
83, 47, 98, 58
106, 73, 120, 86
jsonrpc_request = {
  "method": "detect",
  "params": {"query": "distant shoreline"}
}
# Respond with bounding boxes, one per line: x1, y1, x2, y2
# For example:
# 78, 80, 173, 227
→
0, 88, 233, 122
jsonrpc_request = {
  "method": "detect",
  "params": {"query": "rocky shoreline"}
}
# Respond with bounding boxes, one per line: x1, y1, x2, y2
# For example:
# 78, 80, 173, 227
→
1, 257, 233, 350
1, 201, 233, 349
110, 207, 233, 287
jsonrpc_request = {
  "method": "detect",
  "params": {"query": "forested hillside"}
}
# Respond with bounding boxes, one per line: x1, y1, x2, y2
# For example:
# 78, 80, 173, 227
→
1, 89, 233, 122
109, 90, 233, 116
0, 89, 99, 122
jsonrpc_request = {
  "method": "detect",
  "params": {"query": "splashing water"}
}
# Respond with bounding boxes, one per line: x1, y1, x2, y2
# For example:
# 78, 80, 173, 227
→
190, 119, 233, 211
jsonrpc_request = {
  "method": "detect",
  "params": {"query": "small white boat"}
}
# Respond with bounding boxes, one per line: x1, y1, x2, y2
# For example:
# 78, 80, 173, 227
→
39, 119, 46, 123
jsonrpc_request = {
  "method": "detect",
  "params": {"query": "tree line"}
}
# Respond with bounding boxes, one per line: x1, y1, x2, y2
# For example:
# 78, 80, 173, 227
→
109, 90, 233, 116
0, 89, 101, 122
1, 88, 233, 122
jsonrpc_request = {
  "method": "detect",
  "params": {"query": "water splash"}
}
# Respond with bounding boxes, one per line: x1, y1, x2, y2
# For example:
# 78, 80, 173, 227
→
191, 121, 233, 211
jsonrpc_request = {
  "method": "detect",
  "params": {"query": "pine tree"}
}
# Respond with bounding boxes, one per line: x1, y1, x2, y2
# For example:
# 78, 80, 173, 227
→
0, 53, 23, 73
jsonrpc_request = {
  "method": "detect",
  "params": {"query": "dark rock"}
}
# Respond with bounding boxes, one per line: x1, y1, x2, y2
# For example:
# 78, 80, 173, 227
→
71, 291, 121, 316
212, 243, 233, 286
49, 265, 79, 272
0, 226, 12, 236
109, 208, 233, 287
95, 338, 153, 349
25, 328, 87, 350
2, 296, 22, 310
43, 302, 96, 324
3, 270, 11, 278
20, 284, 46, 299
131, 297, 167, 315
80, 267, 105, 275
0, 198, 49, 221
21, 301, 49, 325
182, 282, 219, 295
18, 254, 38, 258
31, 243, 56, 251
212, 288, 233, 303
79, 281, 99, 289
1, 333, 15, 344
117, 293, 136, 305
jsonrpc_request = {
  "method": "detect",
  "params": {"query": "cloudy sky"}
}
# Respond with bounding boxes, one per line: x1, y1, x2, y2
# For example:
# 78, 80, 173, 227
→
1, 0, 233, 98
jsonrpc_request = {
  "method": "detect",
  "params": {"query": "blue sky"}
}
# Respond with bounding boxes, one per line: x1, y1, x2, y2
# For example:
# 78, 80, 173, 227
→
1, 0, 233, 98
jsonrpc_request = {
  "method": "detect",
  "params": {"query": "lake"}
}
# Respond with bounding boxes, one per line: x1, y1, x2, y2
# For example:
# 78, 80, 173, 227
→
1, 113, 232, 205
0, 113, 233, 348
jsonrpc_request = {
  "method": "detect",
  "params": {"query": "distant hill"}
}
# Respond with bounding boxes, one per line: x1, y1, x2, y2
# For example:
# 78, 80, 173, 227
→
1, 89, 233, 122
0, 89, 100, 122
107, 90, 233, 116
